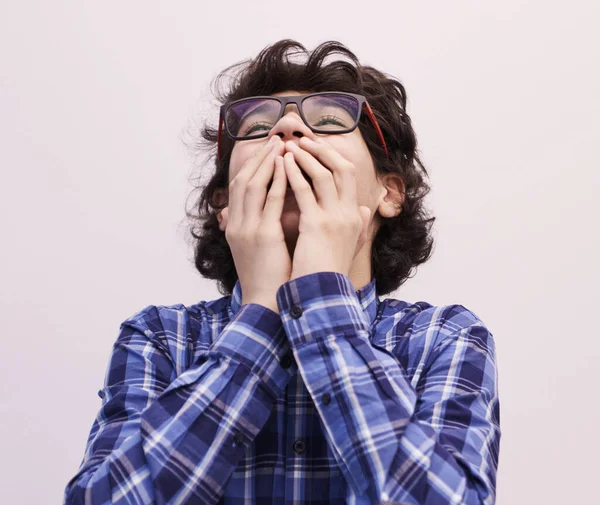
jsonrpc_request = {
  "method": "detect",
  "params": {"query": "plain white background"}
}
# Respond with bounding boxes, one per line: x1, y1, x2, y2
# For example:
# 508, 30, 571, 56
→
1, 1, 598, 503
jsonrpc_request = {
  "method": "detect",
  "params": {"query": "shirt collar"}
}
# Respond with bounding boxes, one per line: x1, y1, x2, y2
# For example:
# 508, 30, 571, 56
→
229, 274, 381, 325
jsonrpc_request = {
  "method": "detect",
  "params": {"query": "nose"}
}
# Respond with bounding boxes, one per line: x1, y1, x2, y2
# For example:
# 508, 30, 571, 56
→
269, 103, 316, 146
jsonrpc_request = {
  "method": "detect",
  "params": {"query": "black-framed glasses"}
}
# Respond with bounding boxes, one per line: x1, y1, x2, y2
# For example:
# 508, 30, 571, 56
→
217, 91, 389, 161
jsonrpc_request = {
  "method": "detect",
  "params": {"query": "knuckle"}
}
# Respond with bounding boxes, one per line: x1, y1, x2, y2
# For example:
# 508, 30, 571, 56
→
229, 176, 242, 190
239, 228, 253, 240
246, 180, 261, 193
344, 163, 356, 174
256, 226, 277, 242
226, 226, 244, 241
316, 172, 332, 183
255, 228, 270, 240
311, 213, 326, 227
334, 215, 348, 229
266, 192, 282, 203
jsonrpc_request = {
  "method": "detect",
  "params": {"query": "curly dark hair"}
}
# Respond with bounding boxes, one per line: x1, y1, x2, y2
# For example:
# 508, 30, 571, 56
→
182, 39, 435, 298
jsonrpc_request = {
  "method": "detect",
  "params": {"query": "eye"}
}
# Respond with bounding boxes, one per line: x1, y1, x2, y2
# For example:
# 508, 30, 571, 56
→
314, 114, 347, 128
242, 121, 272, 136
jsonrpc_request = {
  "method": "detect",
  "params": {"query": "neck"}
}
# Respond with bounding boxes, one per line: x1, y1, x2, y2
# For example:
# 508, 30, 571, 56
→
347, 239, 373, 292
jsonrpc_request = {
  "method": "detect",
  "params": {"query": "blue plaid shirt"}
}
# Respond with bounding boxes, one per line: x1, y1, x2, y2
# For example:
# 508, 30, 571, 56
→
64, 272, 501, 504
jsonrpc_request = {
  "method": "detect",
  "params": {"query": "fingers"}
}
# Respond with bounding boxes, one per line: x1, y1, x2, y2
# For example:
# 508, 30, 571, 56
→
296, 137, 357, 205
282, 147, 337, 212
261, 155, 287, 225
283, 151, 316, 214
228, 136, 280, 229
243, 137, 285, 220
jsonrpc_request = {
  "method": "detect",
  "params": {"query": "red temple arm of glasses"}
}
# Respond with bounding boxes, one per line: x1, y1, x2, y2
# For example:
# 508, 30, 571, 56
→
364, 102, 389, 158
218, 115, 224, 162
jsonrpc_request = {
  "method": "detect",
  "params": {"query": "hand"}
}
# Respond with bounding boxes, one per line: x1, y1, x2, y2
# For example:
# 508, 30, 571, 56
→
283, 138, 371, 281
218, 136, 290, 313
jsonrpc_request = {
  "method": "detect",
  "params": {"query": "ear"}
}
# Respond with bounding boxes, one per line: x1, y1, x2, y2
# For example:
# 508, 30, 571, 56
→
377, 174, 405, 219
217, 208, 229, 232
214, 188, 229, 232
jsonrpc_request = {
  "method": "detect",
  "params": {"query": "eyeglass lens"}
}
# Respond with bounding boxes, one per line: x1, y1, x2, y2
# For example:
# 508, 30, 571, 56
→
225, 94, 360, 138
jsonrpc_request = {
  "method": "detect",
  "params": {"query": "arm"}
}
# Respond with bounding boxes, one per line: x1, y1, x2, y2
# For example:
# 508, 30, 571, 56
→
63, 303, 294, 505
276, 272, 501, 505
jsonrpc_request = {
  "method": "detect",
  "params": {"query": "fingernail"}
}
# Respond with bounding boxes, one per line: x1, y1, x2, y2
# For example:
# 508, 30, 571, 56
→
269, 136, 278, 144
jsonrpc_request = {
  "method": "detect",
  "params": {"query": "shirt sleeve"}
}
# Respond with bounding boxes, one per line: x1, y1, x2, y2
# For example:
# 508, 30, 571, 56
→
63, 303, 295, 505
276, 272, 501, 505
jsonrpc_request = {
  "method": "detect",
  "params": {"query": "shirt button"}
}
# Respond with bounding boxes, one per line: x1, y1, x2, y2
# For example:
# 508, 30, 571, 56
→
234, 432, 244, 445
293, 439, 306, 454
322, 393, 331, 405
97, 389, 105, 399
280, 353, 292, 369
290, 305, 303, 318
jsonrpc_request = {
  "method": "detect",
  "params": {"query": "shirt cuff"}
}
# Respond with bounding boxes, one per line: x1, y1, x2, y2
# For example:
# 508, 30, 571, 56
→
276, 271, 372, 347
210, 303, 297, 397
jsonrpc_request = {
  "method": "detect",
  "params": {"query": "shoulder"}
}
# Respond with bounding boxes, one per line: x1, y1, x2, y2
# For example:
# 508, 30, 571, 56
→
380, 298, 490, 336
120, 303, 202, 337
116, 297, 231, 362
375, 299, 495, 373
122, 295, 230, 333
